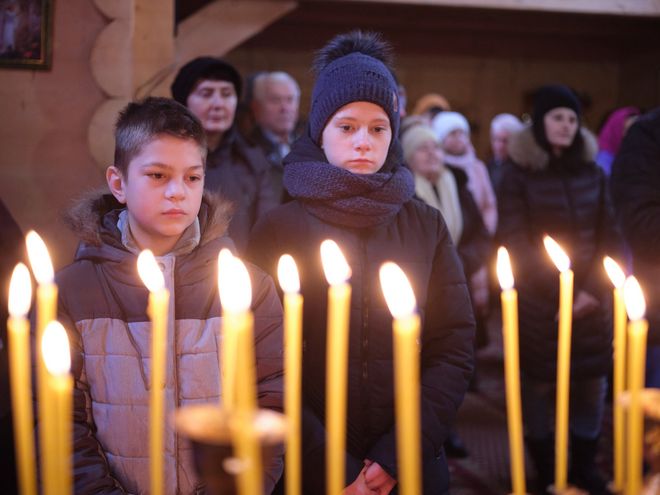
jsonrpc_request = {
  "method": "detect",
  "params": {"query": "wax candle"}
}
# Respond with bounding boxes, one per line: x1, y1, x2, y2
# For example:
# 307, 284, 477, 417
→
218, 250, 261, 495
278, 254, 303, 495
137, 250, 170, 495
603, 256, 627, 492
543, 235, 573, 492
623, 276, 647, 495
379, 262, 421, 495
41, 321, 72, 495
320, 240, 351, 495
7, 263, 37, 495
496, 248, 526, 495
25, 230, 57, 495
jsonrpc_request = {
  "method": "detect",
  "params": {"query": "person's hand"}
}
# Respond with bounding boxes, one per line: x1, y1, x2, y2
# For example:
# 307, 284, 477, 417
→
555, 290, 599, 320
343, 465, 374, 495
363, 460, 397, 495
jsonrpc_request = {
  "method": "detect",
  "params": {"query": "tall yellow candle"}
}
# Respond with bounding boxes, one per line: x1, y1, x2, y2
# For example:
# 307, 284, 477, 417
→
218, 251, 261, 495
137, 251, 170, 495
320, 240, 351, 495
603, 256, 627, 492
379, 262, 421, 495
543, 235, 573, 492
218, 249, 238, 410
623, 276, 647, 495
41, 321, 72, 495
278, 254, 303, 495
7, 263, 37, 495
26, 231, 57, 495
496, 248, 527, 495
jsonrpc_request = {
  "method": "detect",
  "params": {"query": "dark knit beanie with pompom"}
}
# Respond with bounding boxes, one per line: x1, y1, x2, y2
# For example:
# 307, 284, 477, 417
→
309, 31, 400, 144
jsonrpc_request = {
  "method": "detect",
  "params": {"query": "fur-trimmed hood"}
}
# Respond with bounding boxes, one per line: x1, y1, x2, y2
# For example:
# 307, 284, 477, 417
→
64, 189, 234, 248
508, 124, 598, 172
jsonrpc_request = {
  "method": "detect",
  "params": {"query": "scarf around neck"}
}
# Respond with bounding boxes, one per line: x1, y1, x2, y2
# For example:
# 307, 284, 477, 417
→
283, 131, 415, 228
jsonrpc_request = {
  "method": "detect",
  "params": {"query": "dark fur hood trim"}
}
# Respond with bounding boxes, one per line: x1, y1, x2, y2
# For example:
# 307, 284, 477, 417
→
64, 189, 234, 247
508, 124, 598, 172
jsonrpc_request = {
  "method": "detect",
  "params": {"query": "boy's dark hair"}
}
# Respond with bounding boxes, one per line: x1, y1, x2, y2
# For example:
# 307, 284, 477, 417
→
113, 97, 207, 175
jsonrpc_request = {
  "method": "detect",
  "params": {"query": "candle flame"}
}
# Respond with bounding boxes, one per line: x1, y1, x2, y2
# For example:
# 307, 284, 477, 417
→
41, 321, 71, 376
320, 240, 351, 286
26, 230, 54, 284
277, 254, 300, 294
379, 262, 416, 319
137, 250, 165, 292
543, 235, 570, 272
8, 263, 32, 318
603, 256, 626, 289
218, 249, 252, 312
623, 276, 646, 321
496, 247, 515, 290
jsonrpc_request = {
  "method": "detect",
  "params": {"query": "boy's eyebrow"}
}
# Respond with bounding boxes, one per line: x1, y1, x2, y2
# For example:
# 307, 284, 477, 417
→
140, 162, 204, 170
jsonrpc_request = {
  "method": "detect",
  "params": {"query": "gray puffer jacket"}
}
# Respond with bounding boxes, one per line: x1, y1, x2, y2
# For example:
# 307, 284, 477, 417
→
56, 192, 284, 494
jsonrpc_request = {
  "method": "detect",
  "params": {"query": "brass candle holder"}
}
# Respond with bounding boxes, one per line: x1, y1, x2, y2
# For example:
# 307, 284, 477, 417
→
175, 405, 287, 495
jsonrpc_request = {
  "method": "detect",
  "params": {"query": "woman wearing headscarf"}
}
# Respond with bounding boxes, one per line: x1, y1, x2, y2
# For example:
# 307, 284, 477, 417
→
498, 84, 623, 495
248, 31, 474, 495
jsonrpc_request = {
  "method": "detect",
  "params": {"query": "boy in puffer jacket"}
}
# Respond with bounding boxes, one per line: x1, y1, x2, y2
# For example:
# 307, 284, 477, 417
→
54, 97, 284, 494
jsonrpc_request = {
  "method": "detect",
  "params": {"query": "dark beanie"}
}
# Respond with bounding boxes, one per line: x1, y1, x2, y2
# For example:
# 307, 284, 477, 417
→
171, 57, 242, 105
532, 84, 581, 148
309, 38, 400, 144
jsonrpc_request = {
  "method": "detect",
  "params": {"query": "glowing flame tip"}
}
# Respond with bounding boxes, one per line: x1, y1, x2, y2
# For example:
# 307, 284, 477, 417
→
26, 230, 54, 284
277, 254, 300, 294
320, 240, 351, 286
41, 321, 71, 376
543, 235, 570, 272
218, 251, 252, 312
8, 263, 32, 318
496, 247, 514, 290
137, 250, 165, 292
623, 276, 646, 321
379, 262, 416, 319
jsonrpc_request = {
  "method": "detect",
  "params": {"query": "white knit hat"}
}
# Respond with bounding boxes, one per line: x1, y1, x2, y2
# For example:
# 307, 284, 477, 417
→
401, 124, 438, 164
432, 111, 470, 144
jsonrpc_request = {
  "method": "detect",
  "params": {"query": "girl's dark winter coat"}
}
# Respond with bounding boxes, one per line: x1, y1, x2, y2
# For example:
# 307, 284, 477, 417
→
247, 196, 475, 493
497, 126, 623, 382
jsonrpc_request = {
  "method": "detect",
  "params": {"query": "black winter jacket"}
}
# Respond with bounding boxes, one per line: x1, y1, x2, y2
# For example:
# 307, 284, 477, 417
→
205, 128, 278, 253
497, 126, 623, 381
610, 108, 660, 342
248, 198, 475, 494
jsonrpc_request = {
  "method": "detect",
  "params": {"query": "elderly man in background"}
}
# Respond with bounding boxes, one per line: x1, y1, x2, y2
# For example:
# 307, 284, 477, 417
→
488, 113, 524, 194
250, 71, 301, 202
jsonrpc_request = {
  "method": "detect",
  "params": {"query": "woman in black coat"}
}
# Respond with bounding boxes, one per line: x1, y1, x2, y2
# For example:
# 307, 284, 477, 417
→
247, 31, 474, 495
497, 85, 622, 495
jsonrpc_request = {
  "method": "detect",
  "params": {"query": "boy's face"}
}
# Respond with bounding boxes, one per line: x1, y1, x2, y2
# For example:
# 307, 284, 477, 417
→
107, 135, 205, 256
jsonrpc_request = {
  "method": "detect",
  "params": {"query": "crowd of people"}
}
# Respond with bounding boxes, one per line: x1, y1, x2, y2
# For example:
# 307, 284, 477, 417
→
0, 29, 658, 495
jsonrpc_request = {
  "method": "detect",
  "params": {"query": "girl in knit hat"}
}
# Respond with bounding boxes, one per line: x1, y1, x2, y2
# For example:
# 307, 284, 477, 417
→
497, 84, 623, 495
248, 31, 474, 495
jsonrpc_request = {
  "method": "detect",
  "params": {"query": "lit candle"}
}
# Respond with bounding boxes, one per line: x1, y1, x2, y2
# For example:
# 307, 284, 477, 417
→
603, 256, 627, 492
41, 321, 72, 495
217, 251, 261, 494
7, 263, 37, 495
543, 235, 573, 492
320, 240, 351, 495
623, 276, 647, 495
278, 254, 302, 495
496, 248, 527, 495
26, 230, 57, 495
137, 250, 170, 495
379, 262, 421, 495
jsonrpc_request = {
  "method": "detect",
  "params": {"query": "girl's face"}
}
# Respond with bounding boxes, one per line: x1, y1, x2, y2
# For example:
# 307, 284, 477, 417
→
409, 139, 444, 181
321, 101, 392, 174
543, 107, 579, 153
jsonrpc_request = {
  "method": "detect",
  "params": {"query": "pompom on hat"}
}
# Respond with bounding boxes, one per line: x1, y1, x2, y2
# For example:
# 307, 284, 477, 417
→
171, 57, 243, 105
308, 31, 400, 144
431, 111, 470, 144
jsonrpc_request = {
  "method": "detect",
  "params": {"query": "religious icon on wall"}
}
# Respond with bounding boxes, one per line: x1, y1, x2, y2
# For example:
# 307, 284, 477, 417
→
0, 0, 52, 70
